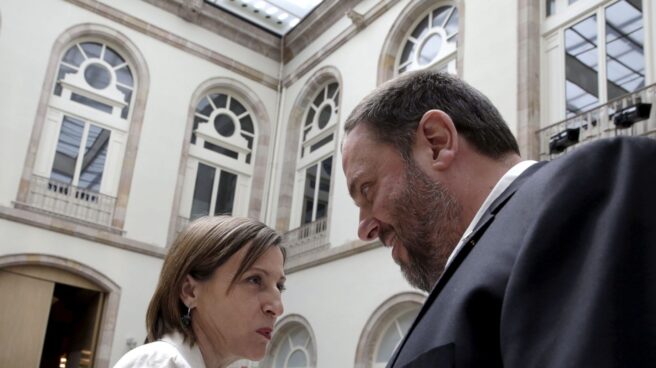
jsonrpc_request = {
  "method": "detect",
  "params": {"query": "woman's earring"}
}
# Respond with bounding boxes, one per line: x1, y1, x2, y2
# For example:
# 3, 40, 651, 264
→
181, 306, 192, 327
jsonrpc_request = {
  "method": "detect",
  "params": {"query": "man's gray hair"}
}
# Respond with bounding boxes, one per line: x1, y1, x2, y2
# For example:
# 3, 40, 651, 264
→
344, 70, 520, 160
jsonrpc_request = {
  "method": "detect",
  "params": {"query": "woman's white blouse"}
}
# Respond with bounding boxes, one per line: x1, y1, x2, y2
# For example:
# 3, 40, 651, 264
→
113, 332, 205, 368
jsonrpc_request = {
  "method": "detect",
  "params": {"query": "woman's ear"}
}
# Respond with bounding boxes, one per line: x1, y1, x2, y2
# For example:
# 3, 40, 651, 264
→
180, 274, 199, 308
416, 109, 458, 171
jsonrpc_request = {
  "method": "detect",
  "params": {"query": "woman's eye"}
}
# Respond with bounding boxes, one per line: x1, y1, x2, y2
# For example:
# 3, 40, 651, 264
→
247, 275, 262, 285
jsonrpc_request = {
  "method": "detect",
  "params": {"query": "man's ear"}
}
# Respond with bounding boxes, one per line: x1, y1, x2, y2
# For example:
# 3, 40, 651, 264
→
180, 274, 199, 308
416, 109, 458, 171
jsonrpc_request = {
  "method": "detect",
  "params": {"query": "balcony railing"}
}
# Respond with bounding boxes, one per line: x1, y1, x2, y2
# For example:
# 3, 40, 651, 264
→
24, 175, 116, 228
282, 217, 329, 260
537, 83, 656, 160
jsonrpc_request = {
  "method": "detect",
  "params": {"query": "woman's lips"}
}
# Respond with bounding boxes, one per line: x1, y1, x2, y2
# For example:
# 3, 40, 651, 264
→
256, 328, 272, 340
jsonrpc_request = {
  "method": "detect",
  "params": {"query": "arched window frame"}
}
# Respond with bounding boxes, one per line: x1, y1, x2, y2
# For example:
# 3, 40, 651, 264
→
168, 78, 272, 242
274, 67, 342, 232
260, 314, 318, 368
354, 292, 425, 368
16, 24, 150, 232
377, 0, 464, 85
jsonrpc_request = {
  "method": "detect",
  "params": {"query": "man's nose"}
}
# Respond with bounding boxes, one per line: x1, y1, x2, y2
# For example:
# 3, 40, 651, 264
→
358, 215, 380, 241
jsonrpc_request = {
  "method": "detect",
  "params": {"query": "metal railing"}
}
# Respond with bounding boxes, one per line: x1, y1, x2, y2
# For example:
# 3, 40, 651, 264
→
282, 217, 329, 259
25, 175, 116, 227
537, 83, 656, 160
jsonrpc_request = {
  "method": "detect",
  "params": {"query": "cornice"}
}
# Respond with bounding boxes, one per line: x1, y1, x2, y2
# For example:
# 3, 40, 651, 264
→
65, 0, 280, 89
283, 0, 363, 63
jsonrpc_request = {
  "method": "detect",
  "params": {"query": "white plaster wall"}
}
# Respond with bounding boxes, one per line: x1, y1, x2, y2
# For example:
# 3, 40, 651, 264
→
462, 0, 519, 135
98, 0, 280, 76
282, 247, 420, 368
0, 0, 279, 246
0, 218, 163, 366
0, 0, 59, 209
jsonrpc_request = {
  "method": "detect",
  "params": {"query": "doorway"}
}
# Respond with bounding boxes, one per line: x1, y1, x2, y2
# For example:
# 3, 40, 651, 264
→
0, 266, 104, 368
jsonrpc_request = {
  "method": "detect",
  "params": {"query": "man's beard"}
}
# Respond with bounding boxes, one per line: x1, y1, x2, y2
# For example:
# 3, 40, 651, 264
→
382, 160, 463, 292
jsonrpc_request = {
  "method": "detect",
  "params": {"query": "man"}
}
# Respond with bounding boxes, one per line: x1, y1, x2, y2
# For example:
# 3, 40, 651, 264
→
342, 70, 656, 367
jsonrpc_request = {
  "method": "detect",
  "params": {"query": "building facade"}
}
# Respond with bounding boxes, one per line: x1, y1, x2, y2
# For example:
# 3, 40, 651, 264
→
0, 0, 653, 367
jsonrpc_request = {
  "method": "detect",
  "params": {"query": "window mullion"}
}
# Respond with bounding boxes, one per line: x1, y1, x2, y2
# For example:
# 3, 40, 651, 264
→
72, 122, 91, 186
209, 167, 220, 215
311, 163, 321, 221
597, 7, 608, 104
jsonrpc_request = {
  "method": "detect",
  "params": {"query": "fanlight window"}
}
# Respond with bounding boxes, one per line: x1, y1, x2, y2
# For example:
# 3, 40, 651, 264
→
300, 82, 339, 159
192, 93, 255, 164
397, 5, 458, 75
54, 42, 134, 119
373, 309, 418, 367
273, 326, 314, 368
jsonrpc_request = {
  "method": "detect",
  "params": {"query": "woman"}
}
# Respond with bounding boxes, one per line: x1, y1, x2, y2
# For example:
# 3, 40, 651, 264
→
114, 216, 286, 368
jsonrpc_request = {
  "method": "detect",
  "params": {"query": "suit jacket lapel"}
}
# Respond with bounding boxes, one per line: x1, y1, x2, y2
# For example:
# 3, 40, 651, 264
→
387, 161, 545, 367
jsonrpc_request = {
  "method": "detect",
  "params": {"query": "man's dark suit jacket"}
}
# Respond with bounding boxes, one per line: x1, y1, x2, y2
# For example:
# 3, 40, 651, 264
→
388, 137, 656, 367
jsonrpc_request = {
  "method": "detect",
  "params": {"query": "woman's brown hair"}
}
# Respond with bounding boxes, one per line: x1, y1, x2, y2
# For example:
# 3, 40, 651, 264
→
145, 216, 284, 343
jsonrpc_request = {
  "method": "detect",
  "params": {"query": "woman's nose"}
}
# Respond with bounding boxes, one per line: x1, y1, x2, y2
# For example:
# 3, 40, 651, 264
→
263, 291, 284, 317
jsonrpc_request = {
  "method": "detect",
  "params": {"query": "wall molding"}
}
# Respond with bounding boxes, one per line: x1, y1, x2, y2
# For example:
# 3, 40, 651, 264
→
65, 0, 279, 89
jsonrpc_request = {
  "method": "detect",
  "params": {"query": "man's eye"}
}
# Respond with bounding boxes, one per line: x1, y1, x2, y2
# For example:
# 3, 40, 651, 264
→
277, 283, 287, 292
361, 184, 370, 199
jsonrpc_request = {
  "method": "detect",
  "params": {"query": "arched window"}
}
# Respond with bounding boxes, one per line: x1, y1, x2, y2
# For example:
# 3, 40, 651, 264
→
261, 316, 317, 368
28, 40, 137, 227
354, 293, 424, 368
372, 308, 418, 367
293, 81, 339, 226
378, 1, 462, 85
397, 4, 459, 75
179, 91, 257, 222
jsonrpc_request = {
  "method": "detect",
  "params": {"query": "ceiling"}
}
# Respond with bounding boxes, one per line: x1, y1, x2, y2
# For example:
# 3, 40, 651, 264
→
205, 0, 325, 36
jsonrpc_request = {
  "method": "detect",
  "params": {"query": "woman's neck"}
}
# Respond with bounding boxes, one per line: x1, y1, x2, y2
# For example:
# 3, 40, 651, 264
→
193, 325, 235, 368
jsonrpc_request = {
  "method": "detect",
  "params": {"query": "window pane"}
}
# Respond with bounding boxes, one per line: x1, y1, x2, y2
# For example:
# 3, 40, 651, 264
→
117, 85, 133, 119
302, 164, 317, 224
211, 93, 228, 109
304, 107, 316, 128
605, 0, 644, 99
327, 82, 338, 99
203, 142, 239, 159
51, 116, 84, 184
214, 114, 236, 137
565, 15, 599, 116
62, 45, 85, 67
78, 124, 109, 191
546, 0, 556, 16
274, 339, 291, 368
191, 116, 207, 144
71, 93, 113, 114
80, 42, 102, 59
229, 97, 247, 116
103, 46, 125, 67
310, 134, 333, 153
315, 157, 332, 220
115, 65, 134, 87
190, 163, 215, 220
411, 16, 429, 39
291, 328, 309, 347
432, 6, 451, 27
418, 34, 443, 66
375, 321, 402, 363
54, 65, 77, 96
196, 97, 214, 117
287, 350, 308, 368
214, 170, 237, 216
444, 8, 459, 36
84, 63, 111, 89
317, 105, 332, 129
240, 115, 254, 134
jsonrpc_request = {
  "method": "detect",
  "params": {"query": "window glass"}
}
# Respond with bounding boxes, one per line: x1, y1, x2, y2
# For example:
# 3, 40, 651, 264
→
565, 15, 599, 116
78, 124, 109, 191
398, 5, 458, 74
302, 164, 317, 225
315, 157, 332, 220
51, 117, 84, 184
191, 163, 215, 220
375, 309, 419, 364
605, 0, 644, 100
214, 170, 237, 215
546, 0, 556, 16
